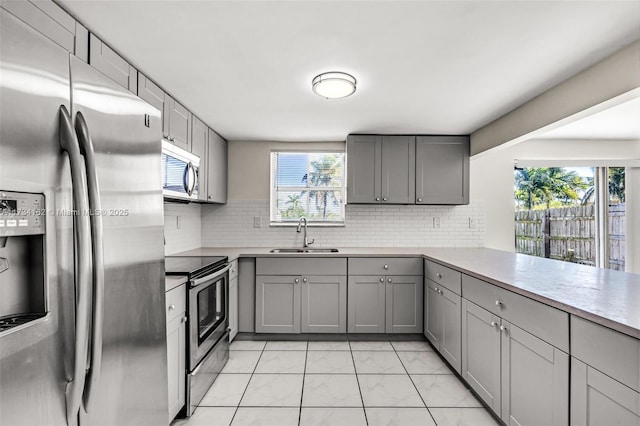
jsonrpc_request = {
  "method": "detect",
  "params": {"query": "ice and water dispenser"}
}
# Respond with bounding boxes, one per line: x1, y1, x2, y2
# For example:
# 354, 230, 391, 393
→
0, 190, 46, 332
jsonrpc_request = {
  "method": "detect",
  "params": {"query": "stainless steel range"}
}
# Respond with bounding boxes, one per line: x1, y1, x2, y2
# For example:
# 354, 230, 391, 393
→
165, 256, 230, 417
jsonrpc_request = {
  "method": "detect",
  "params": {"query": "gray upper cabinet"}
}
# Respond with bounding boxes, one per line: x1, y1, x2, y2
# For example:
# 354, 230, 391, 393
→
191, 116, 208, 202
163, 95, 191, 151
1, 0, 88, 60
207, 129, 228, 204
416, 136, 469, 205
137, 73, 166, 134
346, 135, 415, 204
89, 34, 137, 93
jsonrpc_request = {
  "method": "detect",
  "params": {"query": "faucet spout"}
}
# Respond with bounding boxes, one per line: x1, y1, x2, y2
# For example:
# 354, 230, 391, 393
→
297, 217, 314, 248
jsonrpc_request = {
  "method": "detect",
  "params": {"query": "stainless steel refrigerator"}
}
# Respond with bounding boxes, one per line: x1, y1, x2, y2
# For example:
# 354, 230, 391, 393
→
0, 9, 168, 426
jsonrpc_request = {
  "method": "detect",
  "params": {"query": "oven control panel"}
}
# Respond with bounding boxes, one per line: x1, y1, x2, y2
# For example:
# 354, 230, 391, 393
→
0, 190, 45, 236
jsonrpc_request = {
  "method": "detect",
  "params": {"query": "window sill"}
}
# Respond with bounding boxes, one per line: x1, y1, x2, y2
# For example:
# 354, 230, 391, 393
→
270, 222, 345, 228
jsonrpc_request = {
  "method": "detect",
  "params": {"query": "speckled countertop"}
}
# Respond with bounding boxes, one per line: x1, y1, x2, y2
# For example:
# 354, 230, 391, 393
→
172, 246, 640, 339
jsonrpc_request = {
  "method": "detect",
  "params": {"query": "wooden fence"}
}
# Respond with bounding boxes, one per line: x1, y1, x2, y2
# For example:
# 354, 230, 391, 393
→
515, 204, 625, 271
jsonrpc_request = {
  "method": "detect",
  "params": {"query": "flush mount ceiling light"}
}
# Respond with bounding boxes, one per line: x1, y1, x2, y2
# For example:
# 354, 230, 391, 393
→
312, 71, 357, 99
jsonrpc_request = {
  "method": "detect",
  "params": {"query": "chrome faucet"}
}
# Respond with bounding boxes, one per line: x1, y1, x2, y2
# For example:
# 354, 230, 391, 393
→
296, 217, 314, 248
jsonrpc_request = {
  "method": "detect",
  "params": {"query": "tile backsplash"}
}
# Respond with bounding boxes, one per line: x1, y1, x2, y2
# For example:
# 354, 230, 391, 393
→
201, 199, 484, 248
164, 201, 202, 255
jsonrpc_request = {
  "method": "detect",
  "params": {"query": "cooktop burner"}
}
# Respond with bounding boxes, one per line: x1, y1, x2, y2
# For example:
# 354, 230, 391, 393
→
165, 256, 228, 278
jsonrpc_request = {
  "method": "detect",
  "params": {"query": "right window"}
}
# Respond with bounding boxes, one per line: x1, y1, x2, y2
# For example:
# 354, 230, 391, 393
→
514, 166, 625, 270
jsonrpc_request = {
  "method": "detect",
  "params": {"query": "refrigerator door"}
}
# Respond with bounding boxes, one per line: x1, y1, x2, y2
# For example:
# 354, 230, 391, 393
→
69, 56, 168, 425
0, 9, 75, 426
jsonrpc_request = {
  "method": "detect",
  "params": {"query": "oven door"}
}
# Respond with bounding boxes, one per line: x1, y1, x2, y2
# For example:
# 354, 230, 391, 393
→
188, 264, 230, 370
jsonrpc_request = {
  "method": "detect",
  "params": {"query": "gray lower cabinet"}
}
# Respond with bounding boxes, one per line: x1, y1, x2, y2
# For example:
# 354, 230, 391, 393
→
415, 136, 469, 205
165, 284, 186, 421
347, 274, 422, 333
571, 358, 640, 426
424, 279, 461, 373
207, 129, 228, 203
462, 299, 569, 425
191, 116, 208, 201
164, 94, 191, 151
256, 275, 301, 333
89, 34, 137, 93
255, 259, 347, 334
346, 135, 415, 204
229, 260, 239, 341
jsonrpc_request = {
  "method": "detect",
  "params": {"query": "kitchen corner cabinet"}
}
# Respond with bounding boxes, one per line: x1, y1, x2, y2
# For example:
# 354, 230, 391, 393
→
347, 258, 423, 333
191, 116, 208, 202
415, 136, 469, 205
424, 260, 462, 373
206, 129, 228, 203
346, 135, 415, 204
89, 34, 137, 93
165, 283, 186, 421
461, 298, 569, 426
228, 260, 239, 341
1, 0, 88, 60
163, 95, 191, 151
255, 258, 347, 333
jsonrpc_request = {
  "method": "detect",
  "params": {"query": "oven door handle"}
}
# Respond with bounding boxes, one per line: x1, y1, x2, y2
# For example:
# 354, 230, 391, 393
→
190, 263, 231, 288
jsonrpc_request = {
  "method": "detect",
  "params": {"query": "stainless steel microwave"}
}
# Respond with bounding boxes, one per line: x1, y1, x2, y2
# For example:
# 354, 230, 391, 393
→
161, 140, 200, 202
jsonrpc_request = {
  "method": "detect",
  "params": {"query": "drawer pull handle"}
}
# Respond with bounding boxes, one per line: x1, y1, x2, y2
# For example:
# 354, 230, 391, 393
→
168, 304, 176, 311
387, 278, 392, 283
436, 273, 442, 279
500, 325, 507, 332
379, 278, 384, 283
375, 197, 380, 201
382, 197, 388, 201
417, 198, 422, 202
495, 300, 503, 307
434, 287, 439, 292
294, 278, 300, 284
302, 277, 307, 283
490, 321, 497, 327
383, 265, 389, 270
439, 289, 443, 295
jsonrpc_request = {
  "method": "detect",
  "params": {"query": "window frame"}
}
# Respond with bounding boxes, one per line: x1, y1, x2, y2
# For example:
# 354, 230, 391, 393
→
269, 149, 346, 227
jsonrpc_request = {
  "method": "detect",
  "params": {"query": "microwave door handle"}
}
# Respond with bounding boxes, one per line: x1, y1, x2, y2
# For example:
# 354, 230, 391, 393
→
183, 162, 194, 196
59, 106, 92, 426
75, 112, 105, 412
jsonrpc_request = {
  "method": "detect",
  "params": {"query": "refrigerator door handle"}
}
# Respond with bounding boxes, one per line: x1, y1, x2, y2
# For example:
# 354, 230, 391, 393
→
59, 105, 92, 426
75, 111, 105, 412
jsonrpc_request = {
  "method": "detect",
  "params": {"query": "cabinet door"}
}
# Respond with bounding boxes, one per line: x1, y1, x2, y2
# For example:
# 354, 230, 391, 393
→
501, 320, 569, 426
88, 34, 137, 93
425, 279, 441, 347
138, 73, 166, 136
207, 129, 228, 203
301, 275, 346, 333
416, 136, 469, 205
347, 275, 385, 333
385, 275, 423, 333
461, 299, 501, 413
571, 358, 640, 426
381, 136, 415, 204
346, 135, 382, 203
440, 286, 462, 374
164, 95, 191, 151
191, 116, 208, 201
166, 313, 186, 421
229, 276, 238, 342
256, 275, 300, 333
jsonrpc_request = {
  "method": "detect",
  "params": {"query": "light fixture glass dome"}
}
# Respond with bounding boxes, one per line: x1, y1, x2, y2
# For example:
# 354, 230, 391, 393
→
312, 72, 357, 99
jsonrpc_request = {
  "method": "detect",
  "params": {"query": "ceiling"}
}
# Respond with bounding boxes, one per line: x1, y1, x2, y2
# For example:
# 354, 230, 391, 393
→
57, 1, 640, 142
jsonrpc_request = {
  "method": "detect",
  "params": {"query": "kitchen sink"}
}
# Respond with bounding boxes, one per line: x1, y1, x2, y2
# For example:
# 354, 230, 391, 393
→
270, 248, 339, 253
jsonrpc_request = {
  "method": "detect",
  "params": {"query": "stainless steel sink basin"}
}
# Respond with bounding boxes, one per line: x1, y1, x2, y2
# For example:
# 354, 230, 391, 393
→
270, 248, 339, 253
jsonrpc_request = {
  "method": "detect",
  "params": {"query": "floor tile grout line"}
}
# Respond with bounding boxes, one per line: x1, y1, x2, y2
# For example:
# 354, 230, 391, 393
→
298, 342, 309, 426
392, 344, 440, 426
227, 342, 267, 425
349, 344, 370, 426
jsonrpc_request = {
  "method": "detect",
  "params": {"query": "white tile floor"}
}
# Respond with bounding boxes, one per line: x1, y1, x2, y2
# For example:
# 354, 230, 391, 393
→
172, 340, 500, 426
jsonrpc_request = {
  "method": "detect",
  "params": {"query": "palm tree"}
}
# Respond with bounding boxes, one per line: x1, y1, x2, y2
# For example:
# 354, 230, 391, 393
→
515, 167, 588, 210
581, 167, 625, 204
301, 154, 342, 220
281, 194, 304, 218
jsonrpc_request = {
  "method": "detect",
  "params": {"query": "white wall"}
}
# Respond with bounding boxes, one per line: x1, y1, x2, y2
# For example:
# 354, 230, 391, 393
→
471, 139, 640, 261
201, 140, 485, 248
163, 202, 202, 255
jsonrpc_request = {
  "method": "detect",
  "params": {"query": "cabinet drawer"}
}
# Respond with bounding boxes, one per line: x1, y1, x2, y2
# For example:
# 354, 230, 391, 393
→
256, 257, 346, 276
165, 284, 186, 323
229, 259, 239, 280
571, 316, 640, 392
348, 257, 422, 276
462, 274, 569, 352
425, 260, 461, 295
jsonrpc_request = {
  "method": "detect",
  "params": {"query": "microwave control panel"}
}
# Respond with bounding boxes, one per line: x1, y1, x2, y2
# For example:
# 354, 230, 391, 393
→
0, 190, 45, 237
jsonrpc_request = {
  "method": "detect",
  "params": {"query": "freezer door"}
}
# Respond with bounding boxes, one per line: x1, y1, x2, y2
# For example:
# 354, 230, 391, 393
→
0, 9, 75, 426
70, 56, 168, 425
